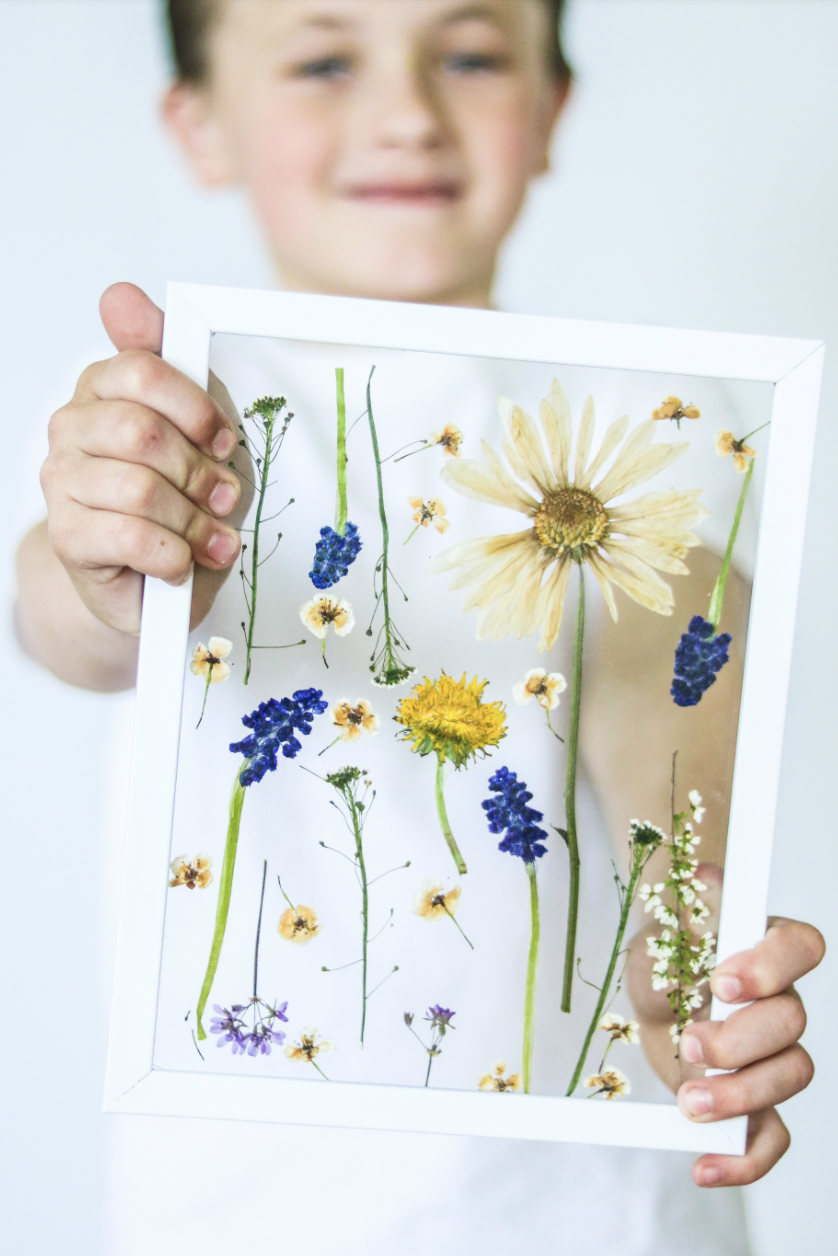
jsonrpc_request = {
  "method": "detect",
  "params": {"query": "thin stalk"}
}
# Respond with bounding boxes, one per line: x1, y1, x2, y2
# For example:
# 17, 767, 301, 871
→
442, 900, 474, 949
565, 861, 642, 1096
350, 797, 370, 1045
403, 524, 421, 546
708, 457, 754, 629
545, 708, 564, 743
335, 368, 348, 535
561, 568, 585, 1013
196, 767, 247, 1038
425, 1054, 434, 1087
253, 859, 267, 998
523, 861, 540, 1094
244, 412, 276, 685
435, 755, 468, 875
196, 662, 214, 729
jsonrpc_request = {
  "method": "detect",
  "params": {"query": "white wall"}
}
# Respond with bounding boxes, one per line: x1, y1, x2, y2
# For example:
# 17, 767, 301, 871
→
1, 2, 835, 1253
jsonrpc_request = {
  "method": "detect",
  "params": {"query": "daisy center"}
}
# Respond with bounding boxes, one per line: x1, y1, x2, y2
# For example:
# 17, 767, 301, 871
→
534, 488, 609, 557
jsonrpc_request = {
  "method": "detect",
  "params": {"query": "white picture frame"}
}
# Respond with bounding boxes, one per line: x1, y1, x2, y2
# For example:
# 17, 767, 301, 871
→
105, 282, 824, 1154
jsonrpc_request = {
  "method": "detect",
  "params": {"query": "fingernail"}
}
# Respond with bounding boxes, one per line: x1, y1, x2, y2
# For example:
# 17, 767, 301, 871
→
679, 1033, 703, 1065
208, 481, 238, 516
714, 974, 742, 1003
212, 429, 237, 460
208, 532, 238, 564
697, 1165, 723, 1186
684, 1088, 713, 1118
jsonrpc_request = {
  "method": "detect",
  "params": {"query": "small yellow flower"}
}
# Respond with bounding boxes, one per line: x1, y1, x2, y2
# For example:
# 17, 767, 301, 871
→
396, 673, 507, 768
300, 595, 355, 640
278, 904, 319, 944
512, 668, 567, 711
332, 699, 379, 742
652, 396, 701, 423
169, 853, 213, 890
413, 877, 461, 921
583, 1068, 631, 1099
284, 1027, 334, 1063
478, 1062, 521, 1092
408, 496, 451, 534
598, 1013, 640, 1045
190, 637, 233, 683
430, 424, 464, 457
715, 429, 756, 474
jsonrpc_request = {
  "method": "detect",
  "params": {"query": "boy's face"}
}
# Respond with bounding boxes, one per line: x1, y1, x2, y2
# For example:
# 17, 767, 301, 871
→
166, 0, 565, 306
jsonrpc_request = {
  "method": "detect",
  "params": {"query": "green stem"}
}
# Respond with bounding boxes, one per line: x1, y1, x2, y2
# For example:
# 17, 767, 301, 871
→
545, 707, 564, 743
403, 524, 421, 546
196, 662, 214, 728
442, 900, 474, 949
253, 859, 267, 998
708, 456, 754, 630
351, 799, 369, 1045
335, 368, 348, 535
523, 861, 540, 1094
565, 861, 641, 1096
435, 755, 468, 875
561, 567, 585, 1013
425, 1054, 434, 1087
196, 767, 247, 1039
366, 369, 392, 646
244, 413, 276, 685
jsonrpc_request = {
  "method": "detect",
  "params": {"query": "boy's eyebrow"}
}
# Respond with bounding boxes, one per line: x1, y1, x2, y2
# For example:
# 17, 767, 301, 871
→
294, 4, 507, 33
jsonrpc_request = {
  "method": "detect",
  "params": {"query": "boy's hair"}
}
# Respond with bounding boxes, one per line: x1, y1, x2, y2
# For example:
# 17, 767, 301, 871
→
166, 0, 572, 84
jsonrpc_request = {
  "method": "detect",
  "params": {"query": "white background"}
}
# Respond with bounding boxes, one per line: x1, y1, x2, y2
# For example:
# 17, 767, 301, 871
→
1, 2, 835, 1253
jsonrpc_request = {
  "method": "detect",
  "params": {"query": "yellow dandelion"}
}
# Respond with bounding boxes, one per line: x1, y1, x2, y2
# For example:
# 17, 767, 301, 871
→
429, 381, 707, 652
405, 496, 451, 544
583, 1068, 631, 1099
715, 428, 757, 474
598, 1013, 640, 1045
396, 674, 506, 875
430, 424, 464, 457
284, 1028, 334, 1077
478, 1062, 521, 1093
652, 395, 701, 424
396, 673, 506, 767
169, 853, 213, 890
513, 668, 566, 711
278, 904, 319, 944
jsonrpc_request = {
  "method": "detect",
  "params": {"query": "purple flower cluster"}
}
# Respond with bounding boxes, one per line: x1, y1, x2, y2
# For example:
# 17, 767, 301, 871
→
482, 767, 549, 863
671, 615, 732, 707
425, 1005, 455, 1033
230, 690, 328, 785
209, 1001, 289, 1056
309, 522, 362, 589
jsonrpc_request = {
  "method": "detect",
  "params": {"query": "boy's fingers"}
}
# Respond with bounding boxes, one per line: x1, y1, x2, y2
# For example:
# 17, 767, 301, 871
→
73, 352, 237, 462
693, 1108, 790, 1187
55, 400, 241, 517
677, 1043, 813, 1123
711, 918, 826, 1004
50, 503, 195, 588
57, 457, 241, 571
679, 990, 806, 1071
99, 283, 165, 354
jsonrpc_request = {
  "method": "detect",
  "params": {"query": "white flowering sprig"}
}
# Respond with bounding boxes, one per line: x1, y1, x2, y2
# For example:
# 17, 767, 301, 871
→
640, 774, 717, 1049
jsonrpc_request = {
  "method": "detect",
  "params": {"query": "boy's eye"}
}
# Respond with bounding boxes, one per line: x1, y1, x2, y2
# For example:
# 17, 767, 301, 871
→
293, 55, 353, 81
442, 51, 509, 75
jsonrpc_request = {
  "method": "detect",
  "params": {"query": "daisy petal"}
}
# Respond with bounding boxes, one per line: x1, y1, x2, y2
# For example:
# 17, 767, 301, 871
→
576, 414, 629, 490
535, 556, 572, 651
500, 403, 556, 496
574, 395, 596, 486
441, 454, 536, 515
538, 378, 573, 486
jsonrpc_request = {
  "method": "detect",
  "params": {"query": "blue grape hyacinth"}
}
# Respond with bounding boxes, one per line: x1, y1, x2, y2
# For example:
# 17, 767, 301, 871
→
309, 522, 362, 589
482, 767, 549, 863
230, 689, 328, 785
671, 615, 732, 707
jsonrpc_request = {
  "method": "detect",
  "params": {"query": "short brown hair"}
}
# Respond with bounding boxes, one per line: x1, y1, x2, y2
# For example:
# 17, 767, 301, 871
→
165, 0, 571, 84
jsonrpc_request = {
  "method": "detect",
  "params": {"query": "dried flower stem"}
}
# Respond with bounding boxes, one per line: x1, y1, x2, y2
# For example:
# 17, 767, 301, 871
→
196, 661, 216, 729
196, 768, 246, 1039
708, 456, 753, 630
253, 859, 267, 998
435, 755, 467, 876
561, 568, 585, 1013
523, 861, 540, 1093
335, 368, 348, 535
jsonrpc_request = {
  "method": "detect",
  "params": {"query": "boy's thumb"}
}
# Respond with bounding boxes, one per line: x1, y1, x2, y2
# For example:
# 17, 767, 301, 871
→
99, 282, 165, 354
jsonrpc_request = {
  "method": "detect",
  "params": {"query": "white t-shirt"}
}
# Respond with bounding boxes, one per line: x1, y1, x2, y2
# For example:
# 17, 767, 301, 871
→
107, 333, 765, 1254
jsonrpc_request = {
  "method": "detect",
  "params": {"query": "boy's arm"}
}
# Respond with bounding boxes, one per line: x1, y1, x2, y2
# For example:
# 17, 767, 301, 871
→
15, 284, 246, 691
582, 549, 824, 1186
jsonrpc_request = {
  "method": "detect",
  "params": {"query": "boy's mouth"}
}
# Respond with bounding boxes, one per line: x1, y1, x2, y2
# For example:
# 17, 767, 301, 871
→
344, 181, 462, 206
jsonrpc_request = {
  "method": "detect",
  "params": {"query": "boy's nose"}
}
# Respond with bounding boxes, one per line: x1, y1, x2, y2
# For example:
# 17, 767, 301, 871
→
360, 66, 448, 151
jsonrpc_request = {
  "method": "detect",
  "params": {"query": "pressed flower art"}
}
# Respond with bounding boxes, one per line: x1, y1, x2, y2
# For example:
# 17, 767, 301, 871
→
285, 1028, 335, 1078
169, 853, 213, 890
191, 637, 232, 727
412, 876, 473, 949
404, 496, 450, 544
404, 1005, 456, 1086
309, 369, 363, 588
397, 672, 507, 874
478, 1062, 521, 1093
319, 699, 379, 755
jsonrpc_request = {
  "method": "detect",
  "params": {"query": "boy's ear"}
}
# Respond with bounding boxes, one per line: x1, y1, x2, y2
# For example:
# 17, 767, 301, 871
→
161, 83, 234, 188
533, 76, 571, 177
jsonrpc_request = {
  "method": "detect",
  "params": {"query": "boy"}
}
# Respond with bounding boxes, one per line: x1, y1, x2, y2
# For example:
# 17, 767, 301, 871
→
15, 1, 823, 1246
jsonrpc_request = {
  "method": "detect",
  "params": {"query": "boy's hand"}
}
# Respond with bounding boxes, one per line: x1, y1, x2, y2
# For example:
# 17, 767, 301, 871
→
40, 282, 243, 638
627, 873, 825, 1188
